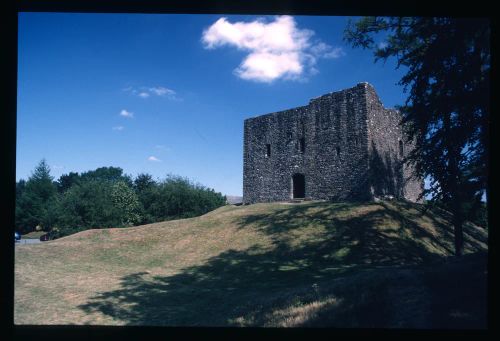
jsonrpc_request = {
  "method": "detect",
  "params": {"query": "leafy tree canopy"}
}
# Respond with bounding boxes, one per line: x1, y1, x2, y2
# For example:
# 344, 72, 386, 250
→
80, 166, 133, 186
16, 163, 227, 238
111, 181, 141, 226
56, 171, 80, 193
133, 173, 156, 193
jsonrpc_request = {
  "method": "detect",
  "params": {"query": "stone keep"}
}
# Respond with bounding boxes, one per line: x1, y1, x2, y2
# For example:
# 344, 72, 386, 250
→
243, 82, 423, 204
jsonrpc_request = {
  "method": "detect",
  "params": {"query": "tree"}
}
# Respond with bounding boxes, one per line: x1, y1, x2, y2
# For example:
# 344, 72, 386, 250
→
15, 159, 58, 232
16, 162, 227, 237
80, 166, 133, 186
133, 173, 158, 224
16, 179, 26, 199
133, 173, 156, 193
54, 179, 122, 234
139, 175, 226, 222
344, 17, 490, 256
56, 171, 80, 193
111, 181, 141, 226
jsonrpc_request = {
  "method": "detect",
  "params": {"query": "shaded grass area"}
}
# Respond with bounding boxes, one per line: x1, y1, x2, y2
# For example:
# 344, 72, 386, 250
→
15, 201, 487, 327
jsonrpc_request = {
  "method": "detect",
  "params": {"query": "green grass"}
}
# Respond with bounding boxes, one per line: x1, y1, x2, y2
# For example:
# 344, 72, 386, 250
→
14, 200, 488, 327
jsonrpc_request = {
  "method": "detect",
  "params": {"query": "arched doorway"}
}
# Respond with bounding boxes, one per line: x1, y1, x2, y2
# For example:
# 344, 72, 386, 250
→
292, 173, 305, 199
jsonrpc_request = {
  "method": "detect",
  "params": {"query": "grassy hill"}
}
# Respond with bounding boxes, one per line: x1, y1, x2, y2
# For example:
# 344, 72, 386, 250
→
14, 200, 488, 328
21, 231, 46, 239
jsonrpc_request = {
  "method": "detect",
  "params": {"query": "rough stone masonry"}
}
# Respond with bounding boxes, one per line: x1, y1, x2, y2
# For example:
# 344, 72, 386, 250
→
243, 82, 423, 204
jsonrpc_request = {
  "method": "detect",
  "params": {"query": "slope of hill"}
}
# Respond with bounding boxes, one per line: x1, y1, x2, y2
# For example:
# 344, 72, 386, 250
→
14, 200, 488, 328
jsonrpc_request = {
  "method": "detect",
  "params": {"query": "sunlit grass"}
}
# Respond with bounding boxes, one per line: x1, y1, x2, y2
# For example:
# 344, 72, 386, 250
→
15, 200, 487, 327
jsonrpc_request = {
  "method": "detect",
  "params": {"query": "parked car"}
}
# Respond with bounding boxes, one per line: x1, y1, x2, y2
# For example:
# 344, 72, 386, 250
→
15, 232, 21, 242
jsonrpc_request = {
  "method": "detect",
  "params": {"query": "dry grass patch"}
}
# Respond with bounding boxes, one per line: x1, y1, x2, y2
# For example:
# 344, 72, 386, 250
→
268, 297, 341, 327
15, 200, 487, 326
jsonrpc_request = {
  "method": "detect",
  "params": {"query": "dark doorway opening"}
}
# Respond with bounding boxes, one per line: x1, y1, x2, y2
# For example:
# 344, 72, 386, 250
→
292, 173, 305, 199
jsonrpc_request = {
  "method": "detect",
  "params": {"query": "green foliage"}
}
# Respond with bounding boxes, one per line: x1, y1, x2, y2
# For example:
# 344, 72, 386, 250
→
15, 159, 57, 233
134, 173, 156, 193
28, 159, 56, 201
16, 179, 26, 198
16, 162, 227, 238
80, 166, 133, 186
133, 173, 158, 224
54, 179, 122, 233
344, 17, 489, 255
56, 172, 80, 193
111, 181, 141, 226
142, 175, 226, 222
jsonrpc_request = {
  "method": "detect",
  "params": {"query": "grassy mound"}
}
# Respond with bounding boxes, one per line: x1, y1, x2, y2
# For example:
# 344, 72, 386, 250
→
15, 200, 487, 327
20, 231, 46, 239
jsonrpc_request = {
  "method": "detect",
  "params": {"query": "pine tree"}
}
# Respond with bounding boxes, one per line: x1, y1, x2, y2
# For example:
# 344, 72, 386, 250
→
344, 17, 490, 256
16, 159, 57, 232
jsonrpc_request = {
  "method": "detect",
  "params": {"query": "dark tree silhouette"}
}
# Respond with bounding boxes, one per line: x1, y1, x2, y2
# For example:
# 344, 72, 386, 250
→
344, 17, 490, 256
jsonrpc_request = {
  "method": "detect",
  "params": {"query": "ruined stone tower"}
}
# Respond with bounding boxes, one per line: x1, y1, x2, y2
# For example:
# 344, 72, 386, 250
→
243, 82, 423, 204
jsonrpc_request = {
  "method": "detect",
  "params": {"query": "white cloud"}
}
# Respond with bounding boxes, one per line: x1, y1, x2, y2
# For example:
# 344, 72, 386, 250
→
120, 109, 134, 118
201, 16, 344, 82
149, 87, 176, 97
148, 156, 162, 162
123, 86, 177, 99
112, 126, 124, 131
236, 51, 303, 82
51, 165, 65, 170
310, 42, 345, 59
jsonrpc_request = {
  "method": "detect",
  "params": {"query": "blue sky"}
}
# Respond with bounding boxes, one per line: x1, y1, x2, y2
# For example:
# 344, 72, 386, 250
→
17, 13, 407, 196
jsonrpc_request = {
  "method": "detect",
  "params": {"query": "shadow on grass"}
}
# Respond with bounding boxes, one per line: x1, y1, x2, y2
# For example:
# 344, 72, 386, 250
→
78, 201, 487, 327
234, 200, 478, 265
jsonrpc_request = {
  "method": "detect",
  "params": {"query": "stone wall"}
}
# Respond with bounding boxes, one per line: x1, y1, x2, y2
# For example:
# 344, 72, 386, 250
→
243, 82, 423, 204
365, 83, 423, 201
